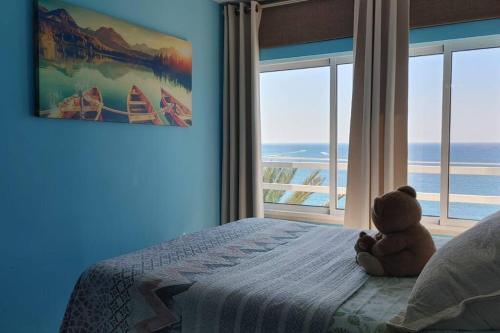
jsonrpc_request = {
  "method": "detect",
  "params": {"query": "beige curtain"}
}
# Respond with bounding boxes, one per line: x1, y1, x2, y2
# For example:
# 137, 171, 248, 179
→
344, 0, 409, 229
221, 2, 264, 224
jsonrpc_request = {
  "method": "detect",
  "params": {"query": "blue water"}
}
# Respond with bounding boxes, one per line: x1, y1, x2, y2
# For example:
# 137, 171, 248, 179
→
262, 143, 500, 221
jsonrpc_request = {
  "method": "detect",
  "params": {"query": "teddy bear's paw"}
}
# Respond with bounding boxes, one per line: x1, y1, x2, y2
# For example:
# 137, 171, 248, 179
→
357, 252, 385, 276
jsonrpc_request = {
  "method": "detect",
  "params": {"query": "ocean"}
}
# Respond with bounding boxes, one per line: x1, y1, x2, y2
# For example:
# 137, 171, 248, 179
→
262, 143, 500, 221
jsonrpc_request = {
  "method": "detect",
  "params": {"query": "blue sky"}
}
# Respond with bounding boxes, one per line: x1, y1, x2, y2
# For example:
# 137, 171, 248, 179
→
261, 47, 500, 144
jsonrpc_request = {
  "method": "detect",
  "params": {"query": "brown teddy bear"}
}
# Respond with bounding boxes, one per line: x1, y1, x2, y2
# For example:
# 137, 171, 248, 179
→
355, 185, 436, 277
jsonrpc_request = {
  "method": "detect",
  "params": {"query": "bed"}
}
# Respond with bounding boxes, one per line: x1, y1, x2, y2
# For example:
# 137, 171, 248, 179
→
61, 218, 451, 333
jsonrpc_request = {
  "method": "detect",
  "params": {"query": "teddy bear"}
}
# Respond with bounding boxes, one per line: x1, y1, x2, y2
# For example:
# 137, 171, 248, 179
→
355, 185, 436, 277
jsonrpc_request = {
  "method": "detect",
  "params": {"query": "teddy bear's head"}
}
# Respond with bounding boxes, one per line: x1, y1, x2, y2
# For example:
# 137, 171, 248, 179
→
371, 185, 422, 234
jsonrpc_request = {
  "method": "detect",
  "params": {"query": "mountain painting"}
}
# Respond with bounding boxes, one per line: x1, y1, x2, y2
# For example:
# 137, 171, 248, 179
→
37, 0, 192, 127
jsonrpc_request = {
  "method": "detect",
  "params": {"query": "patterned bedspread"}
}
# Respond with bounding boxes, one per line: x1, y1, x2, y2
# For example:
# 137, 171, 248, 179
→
61, 218, 321, 332
61, 218, 453, 333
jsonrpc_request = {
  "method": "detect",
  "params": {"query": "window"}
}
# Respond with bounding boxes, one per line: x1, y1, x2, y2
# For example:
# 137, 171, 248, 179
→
260, 65, 330, 209
448, 46, 500, 221
408, 53, 444, 217
261, 36, 500, 226
260, 56, 353, 220
407, 39, 500, 225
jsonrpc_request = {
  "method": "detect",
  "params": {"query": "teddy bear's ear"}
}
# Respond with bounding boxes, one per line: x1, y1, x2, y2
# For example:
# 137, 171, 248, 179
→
397, 185, 417, 198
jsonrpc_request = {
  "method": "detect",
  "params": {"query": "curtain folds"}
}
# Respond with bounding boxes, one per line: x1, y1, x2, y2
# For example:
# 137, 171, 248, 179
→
344, 0, 409, 230
221, 2, 264, 224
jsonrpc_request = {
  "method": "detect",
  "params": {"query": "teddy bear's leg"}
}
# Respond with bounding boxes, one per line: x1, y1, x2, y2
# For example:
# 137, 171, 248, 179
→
378, 250, 421, 277
356, 252, 385, 276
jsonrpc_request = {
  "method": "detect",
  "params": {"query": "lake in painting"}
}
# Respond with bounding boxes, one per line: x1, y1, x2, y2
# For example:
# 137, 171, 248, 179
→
37, 0, 192, 127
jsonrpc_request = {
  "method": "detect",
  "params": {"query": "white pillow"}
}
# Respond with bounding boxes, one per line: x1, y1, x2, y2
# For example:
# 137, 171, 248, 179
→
390, 210, 500, 331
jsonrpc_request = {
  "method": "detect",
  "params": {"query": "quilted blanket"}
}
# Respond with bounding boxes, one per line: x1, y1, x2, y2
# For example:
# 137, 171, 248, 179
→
176, 227, 368, 333
61, 218, 321, 332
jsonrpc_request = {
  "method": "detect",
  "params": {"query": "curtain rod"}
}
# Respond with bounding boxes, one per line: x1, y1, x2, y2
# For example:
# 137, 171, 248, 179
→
260, 0, 309, 9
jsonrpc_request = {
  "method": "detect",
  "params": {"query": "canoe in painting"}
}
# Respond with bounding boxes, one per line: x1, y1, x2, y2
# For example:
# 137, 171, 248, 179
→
127, 85, 163, 125
160, 88, 191, 127
58, 87, 103, 121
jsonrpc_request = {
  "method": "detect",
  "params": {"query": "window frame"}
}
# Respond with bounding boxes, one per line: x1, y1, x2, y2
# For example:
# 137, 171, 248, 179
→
260, 35, 500, 229
407, 44, 446, 227
439, 36, 500, 228
260, 54, 352, 224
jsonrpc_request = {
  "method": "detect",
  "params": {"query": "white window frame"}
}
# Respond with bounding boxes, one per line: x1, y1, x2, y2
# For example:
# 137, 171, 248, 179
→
260, 55, 352, 224
410, 37, 500, 228
438, 36, 500, 228
260, 35, 500, 229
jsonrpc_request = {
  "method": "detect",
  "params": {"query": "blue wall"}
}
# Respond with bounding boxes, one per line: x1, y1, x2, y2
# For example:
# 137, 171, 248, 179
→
0, 0, 222, 332
261, 18, 500, 61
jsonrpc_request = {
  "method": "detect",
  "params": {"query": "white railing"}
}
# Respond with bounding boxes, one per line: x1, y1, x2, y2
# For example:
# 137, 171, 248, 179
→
262, 159, 500, 205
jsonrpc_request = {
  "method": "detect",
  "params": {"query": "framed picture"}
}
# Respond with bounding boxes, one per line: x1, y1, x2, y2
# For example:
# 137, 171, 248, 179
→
37, 0, 192, 127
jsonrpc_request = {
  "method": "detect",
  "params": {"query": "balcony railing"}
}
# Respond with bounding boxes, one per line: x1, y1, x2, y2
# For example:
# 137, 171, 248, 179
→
262, 157, 500, 206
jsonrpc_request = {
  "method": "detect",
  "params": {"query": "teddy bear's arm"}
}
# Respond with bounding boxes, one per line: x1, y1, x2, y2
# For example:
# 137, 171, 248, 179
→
355, 234, 377, 253
371, 235, 407, 257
